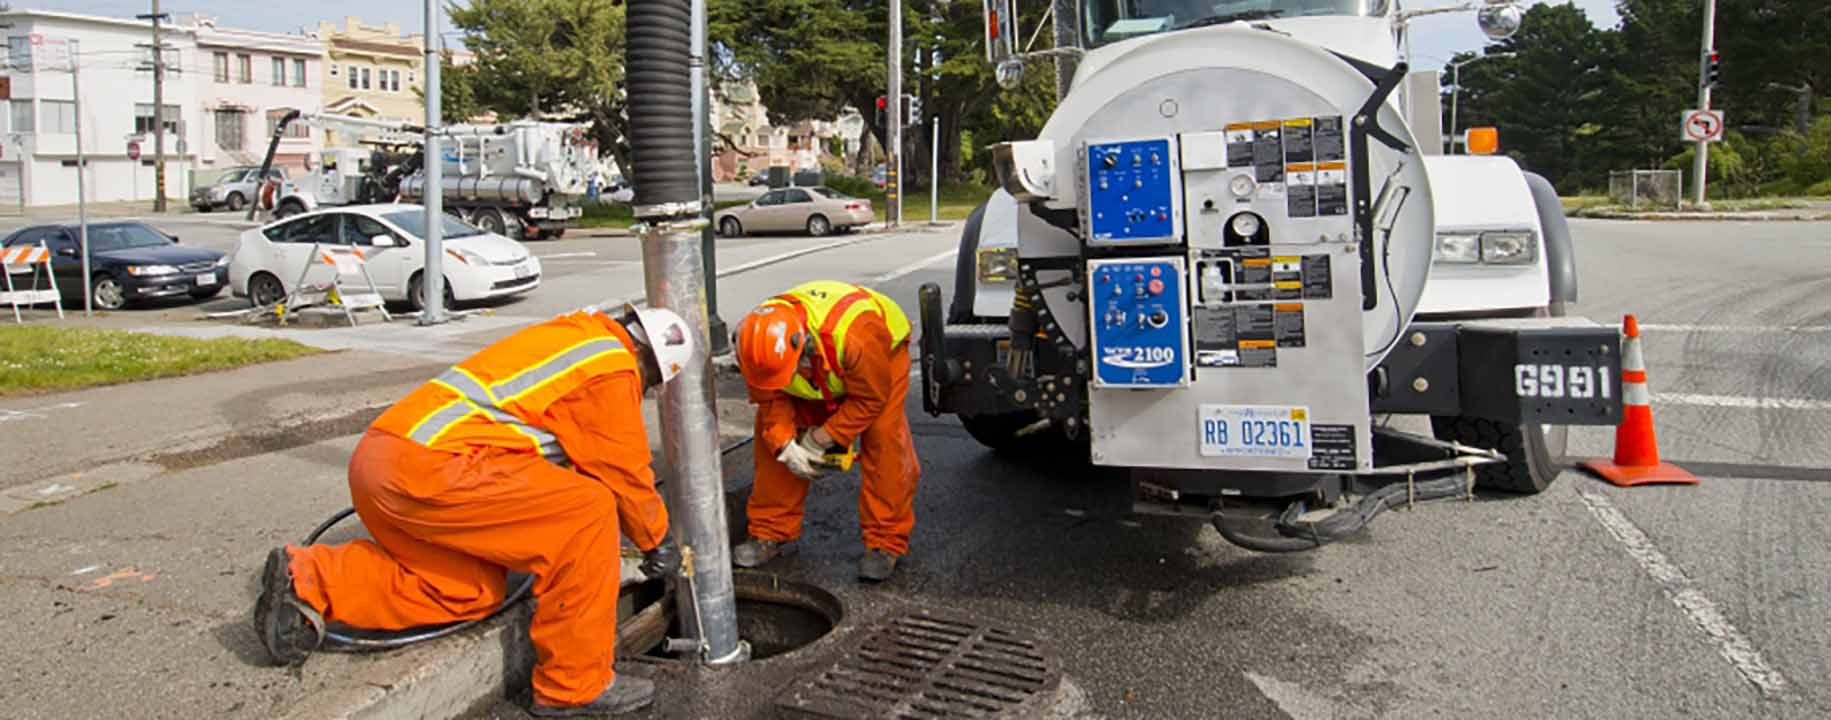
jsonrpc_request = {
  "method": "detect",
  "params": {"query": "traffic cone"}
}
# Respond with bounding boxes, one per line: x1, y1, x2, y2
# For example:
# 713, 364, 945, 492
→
1579, 314, 1698, 487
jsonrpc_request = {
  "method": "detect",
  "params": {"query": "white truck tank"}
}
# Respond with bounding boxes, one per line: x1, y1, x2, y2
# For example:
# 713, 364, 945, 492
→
401, 121, 595, 206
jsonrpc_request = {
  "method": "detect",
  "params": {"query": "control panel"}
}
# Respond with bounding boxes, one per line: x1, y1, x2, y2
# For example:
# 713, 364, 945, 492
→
1083, 138, 1182, 246
1088, 257, 1190, 388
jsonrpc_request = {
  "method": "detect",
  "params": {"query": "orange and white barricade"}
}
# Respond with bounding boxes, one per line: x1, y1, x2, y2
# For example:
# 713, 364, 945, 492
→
2, 242, 63, 323
282, 243, 391, 326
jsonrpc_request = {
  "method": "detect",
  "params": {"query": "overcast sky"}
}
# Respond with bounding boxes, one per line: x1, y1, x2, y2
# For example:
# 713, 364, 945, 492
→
20, 0, 1621, 75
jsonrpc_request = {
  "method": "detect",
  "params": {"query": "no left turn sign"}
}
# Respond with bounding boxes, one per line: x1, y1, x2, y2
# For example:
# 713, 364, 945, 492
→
1682, 110, 1725, 143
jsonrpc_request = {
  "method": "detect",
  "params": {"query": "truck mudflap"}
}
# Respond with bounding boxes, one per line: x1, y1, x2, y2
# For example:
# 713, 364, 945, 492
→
1370, 317, 1623, 426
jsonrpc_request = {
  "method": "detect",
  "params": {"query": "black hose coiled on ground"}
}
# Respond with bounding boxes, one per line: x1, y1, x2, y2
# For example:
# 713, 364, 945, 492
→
1212, 474, 1472, 553
626, 0, 699, 215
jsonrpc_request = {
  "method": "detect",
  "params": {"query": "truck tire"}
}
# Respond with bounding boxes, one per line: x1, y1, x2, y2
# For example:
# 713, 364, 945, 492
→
1429, 416, 1568, 494
274, 199, 307, 219
473, 208, 510, 237
959, 411, 1078, 456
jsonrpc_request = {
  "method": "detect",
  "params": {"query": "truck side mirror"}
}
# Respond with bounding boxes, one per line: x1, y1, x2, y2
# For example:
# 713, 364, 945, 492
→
1478, 4, 1523, 41
984, 0, 1025, 89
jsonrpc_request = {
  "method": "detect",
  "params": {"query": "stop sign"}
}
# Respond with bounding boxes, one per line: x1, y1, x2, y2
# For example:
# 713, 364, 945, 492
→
127, 141, 141, 161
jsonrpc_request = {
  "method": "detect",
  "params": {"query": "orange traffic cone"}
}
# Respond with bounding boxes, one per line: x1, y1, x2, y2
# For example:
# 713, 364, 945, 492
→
1579, 314, 1698, 487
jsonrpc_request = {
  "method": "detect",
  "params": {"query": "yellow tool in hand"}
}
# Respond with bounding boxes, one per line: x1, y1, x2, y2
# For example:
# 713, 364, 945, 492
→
819, 443, 857, 472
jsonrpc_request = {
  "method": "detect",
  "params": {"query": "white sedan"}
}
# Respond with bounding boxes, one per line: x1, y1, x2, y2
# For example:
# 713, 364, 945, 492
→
229, 204, 542, 310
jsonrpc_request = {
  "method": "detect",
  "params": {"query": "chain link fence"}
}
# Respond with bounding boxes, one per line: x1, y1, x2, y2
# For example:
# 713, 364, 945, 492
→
1608, 170, 1683, 210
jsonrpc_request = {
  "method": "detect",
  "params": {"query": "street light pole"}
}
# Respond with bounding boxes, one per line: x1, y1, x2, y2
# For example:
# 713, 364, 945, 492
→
1447, 51, 1514, 154
1692, 0, 1718, 209
419, 0, 446, 325
887, 0, 902, 227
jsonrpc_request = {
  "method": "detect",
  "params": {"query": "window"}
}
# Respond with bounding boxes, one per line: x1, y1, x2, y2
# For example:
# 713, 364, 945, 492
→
783, 189, 812, 203
40, 100, 76, 134
381, 210, 484, 240
215, 110, 245, 151
292, 59, 307, 87
9, 100, 33, 133
360, 67, 371, 90
213, 52, 230, 82
266, 109, 309, 139
86, 223, 174, 252
343, 214, 401, 246
756, 190, 786, 207
6, 36, 30, 71
407, 71, 415, 85
235, 54, 252, 83
347, 64, 358, 89
133, 104, 181, 136
265, 213, 339, 245
272, 57, 285, 86
391, 70, 401, 92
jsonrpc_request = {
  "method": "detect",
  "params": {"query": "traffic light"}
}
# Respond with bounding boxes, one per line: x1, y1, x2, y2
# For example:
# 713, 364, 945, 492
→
905, 94, 923, 126
875, 95, 887, 127
1705, 51, 1722, 88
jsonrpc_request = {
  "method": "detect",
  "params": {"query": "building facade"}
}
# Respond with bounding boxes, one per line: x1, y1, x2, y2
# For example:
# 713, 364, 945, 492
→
316, 16, 423, 147
0, 10, 202, 207
179, 15, 325, 176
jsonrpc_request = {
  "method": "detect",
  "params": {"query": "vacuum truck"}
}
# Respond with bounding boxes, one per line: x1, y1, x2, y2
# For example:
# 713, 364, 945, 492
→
921, 0, 1620, 552
257, 113, 595, 241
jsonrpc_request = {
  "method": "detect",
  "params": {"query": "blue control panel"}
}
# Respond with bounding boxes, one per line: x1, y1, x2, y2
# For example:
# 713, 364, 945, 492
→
1089, 257, 1189, 388
1085, 138, 1180, 244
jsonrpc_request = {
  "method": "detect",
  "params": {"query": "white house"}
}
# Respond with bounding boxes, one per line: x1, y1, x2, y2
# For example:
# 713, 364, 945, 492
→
177, 14, 325, 177
0, 9, 203, 207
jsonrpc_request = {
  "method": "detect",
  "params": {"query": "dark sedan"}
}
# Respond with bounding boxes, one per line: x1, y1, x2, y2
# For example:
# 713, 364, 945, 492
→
1, 221, 229, 310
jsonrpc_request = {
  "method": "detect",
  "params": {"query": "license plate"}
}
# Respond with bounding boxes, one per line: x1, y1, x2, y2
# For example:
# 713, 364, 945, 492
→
513, 263, 533, 279
1198, 404, 1311, 459
195, 273, 217, 286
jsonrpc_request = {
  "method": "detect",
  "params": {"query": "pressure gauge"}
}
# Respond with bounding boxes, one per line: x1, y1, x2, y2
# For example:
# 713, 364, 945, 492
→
1228, 174, 1255, 198
1229, 212, 1262, 239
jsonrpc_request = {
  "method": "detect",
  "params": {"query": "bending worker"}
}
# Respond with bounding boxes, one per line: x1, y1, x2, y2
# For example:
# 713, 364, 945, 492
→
731, 280, 919, 582
253, 304, 695, 718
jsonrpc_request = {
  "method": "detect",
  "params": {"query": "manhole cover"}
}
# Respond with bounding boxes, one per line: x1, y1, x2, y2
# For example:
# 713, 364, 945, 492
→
775, 608, 1061, 719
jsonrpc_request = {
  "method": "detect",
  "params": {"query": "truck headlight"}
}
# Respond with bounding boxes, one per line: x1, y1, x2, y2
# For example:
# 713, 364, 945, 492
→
977, 248, 1018, 283
125, 264, 179, 276
1433, 233, 1481, 264
1479, 231, 1538, 264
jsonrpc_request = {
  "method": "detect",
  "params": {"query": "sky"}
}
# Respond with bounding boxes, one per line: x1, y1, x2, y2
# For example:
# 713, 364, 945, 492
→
19, 0, 1622, 75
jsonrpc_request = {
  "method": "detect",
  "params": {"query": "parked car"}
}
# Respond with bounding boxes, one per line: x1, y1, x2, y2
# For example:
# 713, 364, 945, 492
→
0, 221, 228, 310
747, 172, 773, 187
192, 166, 288, 213
714, 186, 874, 237
228, 204, 541, 311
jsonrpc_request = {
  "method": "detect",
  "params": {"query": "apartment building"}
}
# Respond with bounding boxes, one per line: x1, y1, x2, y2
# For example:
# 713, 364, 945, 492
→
179, 15, 324, 175
316, 16, 423, 147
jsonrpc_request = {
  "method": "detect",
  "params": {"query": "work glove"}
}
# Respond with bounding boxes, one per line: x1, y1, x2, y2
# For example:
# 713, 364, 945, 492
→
639, 535, 681, 580
776, 437, 825, 480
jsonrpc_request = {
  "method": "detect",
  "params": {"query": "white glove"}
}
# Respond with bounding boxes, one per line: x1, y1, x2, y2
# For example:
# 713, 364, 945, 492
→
776, 439, 825, 480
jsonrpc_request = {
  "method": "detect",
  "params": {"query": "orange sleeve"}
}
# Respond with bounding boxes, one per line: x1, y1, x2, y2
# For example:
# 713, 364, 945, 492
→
749, 383, 800, 453
542, 370, 670, 551
821, 312, 895, 448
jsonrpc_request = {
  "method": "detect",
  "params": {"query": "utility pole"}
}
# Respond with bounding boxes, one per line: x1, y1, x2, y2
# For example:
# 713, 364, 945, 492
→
69, 40, 92, 315
1692, 0, 1718, 209
887, 0, 902, 226
690, 0, 727, 354
419, 0, 446, 324
136, 2, 169, 212
930, 114, 939, 225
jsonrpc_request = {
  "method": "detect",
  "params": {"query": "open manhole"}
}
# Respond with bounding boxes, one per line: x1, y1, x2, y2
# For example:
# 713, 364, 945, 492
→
775, 608, 1061, 719
633, 571, 842, 661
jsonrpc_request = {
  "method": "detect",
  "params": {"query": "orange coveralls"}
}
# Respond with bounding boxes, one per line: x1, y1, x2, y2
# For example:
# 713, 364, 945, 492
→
748, 307, 921, 555
286, 312, 668, 707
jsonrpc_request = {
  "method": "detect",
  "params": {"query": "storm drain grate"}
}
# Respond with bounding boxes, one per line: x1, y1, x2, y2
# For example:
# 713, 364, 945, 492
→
775, 608, 1061, 719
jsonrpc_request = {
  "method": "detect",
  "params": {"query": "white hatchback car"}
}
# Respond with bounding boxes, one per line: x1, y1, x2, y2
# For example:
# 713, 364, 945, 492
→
229, 204, 542, 310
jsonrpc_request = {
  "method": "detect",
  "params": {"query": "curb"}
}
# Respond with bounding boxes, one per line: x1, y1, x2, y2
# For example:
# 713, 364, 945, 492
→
280, 605, 537, 720
1572, 210, 1831, 222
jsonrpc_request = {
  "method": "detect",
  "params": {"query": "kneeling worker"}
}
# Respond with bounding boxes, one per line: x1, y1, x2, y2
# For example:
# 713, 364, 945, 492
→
731, 280, 920, 581
253, 303, 696, 717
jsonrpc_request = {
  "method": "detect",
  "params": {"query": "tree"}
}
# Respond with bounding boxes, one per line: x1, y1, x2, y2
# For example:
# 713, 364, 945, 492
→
445, 0, 633, 173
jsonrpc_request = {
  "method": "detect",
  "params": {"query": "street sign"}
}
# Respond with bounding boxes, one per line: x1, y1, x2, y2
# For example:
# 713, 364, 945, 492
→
126, 141, 141, 161
1682, 110, 1725, 143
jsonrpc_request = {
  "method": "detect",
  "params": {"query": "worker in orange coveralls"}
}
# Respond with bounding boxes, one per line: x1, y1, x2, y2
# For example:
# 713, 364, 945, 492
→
252, 303, 697, 717
730, 280, 919, 582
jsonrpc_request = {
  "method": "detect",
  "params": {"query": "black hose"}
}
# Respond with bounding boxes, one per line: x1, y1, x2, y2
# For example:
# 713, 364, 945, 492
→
302, 507, 536, 651
1211, 474, 1471, 553
626, 0, 699, 214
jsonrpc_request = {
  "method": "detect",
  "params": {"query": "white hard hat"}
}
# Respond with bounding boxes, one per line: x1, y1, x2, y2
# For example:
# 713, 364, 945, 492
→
623, 304, 694, 384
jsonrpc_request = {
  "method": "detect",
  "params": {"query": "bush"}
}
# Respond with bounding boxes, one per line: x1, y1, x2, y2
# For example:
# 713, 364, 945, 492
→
823, 174, 882, 199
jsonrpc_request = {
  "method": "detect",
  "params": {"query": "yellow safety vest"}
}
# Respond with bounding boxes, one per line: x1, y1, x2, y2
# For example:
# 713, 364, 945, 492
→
760, 280, 911, 403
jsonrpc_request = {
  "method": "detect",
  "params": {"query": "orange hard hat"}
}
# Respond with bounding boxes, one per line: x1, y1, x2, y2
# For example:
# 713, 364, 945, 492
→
735, 304, 807, 391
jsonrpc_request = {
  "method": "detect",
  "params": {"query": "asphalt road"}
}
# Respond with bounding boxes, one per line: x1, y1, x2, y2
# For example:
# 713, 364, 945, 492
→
472, 217, 1830, 719
8, 206, 1828, 717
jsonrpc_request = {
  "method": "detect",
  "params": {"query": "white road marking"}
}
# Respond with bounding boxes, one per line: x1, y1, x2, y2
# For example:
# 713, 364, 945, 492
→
1243, 672, 1346, 719
869, 249, 956, 285
718, 236, 879, 277
537, 251, 599, 260
1640, 323, 1831, 334
0, 401, 85, 424
1577, 490, 1790, 697
1655, 393, 1831, 412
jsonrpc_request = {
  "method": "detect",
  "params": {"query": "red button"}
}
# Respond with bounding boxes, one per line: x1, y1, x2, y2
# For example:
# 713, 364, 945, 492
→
1135, 274, 1144, 282
1148, 279, 1164, 295
1157, 212, 1167, 221
1150, 267, 1162, 277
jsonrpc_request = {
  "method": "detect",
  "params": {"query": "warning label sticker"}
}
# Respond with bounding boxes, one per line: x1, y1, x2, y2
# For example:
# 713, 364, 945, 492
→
1286, 162, 1317, 218
1274, 303, 1305, 347
1317, 161, 1348, 217
1252, 121, 1284, 183
1282, 118, 1314, 165
1314, 117, 1345, 162
1226, 124, 1255, 168
1307, 424, 1357, 470
1302, 255, 1332, 299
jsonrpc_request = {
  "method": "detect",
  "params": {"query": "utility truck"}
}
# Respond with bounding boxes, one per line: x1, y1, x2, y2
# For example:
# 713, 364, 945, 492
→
920, 0, 1617, 552
256, 112, 595, 240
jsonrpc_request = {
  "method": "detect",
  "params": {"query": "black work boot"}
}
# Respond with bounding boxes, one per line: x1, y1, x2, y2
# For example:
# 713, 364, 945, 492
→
530, 675, 657, 717
858, 548, 899, 583
252, 547, 325, 666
